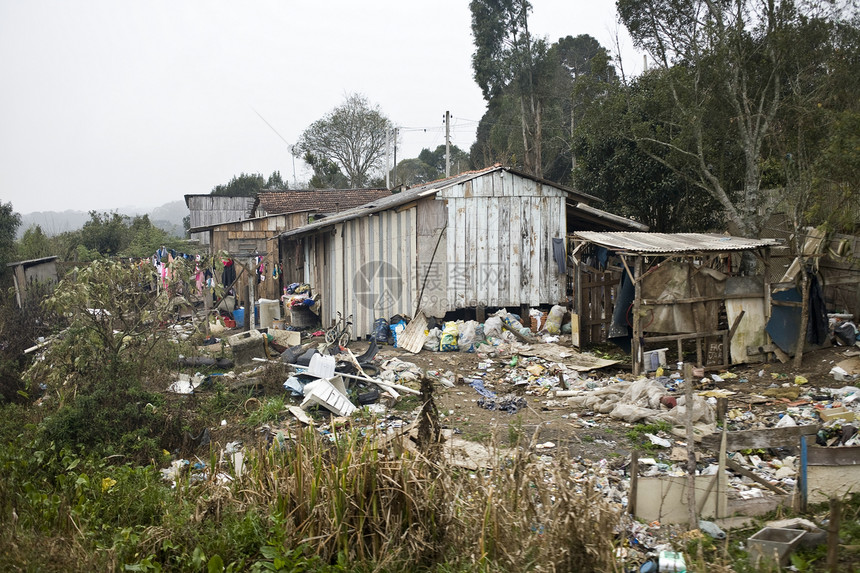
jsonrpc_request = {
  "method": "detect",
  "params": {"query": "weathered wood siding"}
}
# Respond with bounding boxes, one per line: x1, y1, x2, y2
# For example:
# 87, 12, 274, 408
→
441, 170, 566, 310
288, 169, 568, 329
187, 196, 255, 245
207, 213, 307, 302
416, 197, 448, 317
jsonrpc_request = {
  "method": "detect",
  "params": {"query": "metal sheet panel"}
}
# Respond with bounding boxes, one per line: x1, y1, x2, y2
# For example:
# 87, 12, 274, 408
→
573, 231, 778, 253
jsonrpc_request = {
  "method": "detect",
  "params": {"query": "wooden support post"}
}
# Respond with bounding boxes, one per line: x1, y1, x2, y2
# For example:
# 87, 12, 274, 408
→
763, 249, 772, 321
716, 397, 729, 425
574, 249, 583, 344
244, 283, 252, 332
827, 497, 841, 573
800, 435, 808, 512
718, 424, 727, 518
632, 256, 643, 375
629, 451, 639, 517
684, 362, 698, 529
203, 285, 212, 337
794, 269, 810, 368
248, 257, 257, 330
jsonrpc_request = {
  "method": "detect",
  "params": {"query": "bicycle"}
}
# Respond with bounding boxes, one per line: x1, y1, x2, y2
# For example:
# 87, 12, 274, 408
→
325, 311, 353, 348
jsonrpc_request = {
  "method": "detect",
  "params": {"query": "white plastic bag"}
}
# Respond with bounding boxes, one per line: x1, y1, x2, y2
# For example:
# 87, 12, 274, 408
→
484, 316, 503, 338
545, 305, 565, 335
459, 320, 479, 352
424, 327, 441, 351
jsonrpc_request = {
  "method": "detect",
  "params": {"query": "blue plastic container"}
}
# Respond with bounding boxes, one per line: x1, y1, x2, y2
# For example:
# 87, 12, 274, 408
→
233, 307, 245, 325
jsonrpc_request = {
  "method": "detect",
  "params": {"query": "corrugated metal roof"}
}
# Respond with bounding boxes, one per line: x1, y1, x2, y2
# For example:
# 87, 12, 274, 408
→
280, 166, 501, 238
569, 202, 649, 232
280, 165, 611, 239
6, 255, 59, 268
572, 231, 779, 253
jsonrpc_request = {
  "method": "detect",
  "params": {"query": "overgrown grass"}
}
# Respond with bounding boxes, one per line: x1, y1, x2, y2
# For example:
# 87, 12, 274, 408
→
243, 395, 286, 427
0, 414, 622, 572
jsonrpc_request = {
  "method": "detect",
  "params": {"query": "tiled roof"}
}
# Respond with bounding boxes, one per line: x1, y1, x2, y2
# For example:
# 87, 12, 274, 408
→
256, 189, 392, 216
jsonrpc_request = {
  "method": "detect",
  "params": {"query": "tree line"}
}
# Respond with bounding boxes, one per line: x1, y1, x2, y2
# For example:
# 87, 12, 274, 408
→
469, 0, 860, 237
0, 203, 191, 287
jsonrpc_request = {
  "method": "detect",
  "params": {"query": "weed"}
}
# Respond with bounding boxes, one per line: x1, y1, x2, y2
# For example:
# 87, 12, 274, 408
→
625, 421, 673, 447
507, 414, 525, 445
244, 396, 286, 427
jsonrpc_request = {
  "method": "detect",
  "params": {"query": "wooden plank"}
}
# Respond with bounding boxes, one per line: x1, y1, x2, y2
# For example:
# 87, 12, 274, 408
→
476, 197, 488, 307
540, 197, 551, 304
397, 311, 429, 354
497, 196, 510, 307
487, 198, 499, 307
335, 224, 345, 323
446, 198, 458, 310
570, 312, 580, 347
407, 208, 418, 316
806, 445, 860, 467
529, 197, 541, 307
700, 425, 820, 450
508, 197, 522, 307
360, 216, 370, 334
457, 198, 468, 309
725, 458, 788, 495
521, 199, 531, 304
552, 199, 564, 301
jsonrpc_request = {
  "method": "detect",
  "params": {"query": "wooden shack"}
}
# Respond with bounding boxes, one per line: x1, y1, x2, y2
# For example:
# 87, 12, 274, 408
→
191, 212, 312, 303
7, 256, 59, 308
184, 195, 255, 245
569, 232, 779, 374
279, 165, 645, 337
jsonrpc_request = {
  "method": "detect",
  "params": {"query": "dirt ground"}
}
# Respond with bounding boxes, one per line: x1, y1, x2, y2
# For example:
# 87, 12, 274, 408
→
344, 337, 859, 461
191, 326, 857, 467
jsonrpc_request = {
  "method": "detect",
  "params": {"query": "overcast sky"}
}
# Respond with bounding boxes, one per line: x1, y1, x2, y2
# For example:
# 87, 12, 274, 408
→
0, 0, 641, 215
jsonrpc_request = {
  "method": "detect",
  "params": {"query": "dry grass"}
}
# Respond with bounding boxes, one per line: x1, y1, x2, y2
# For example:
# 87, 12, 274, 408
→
157, 421, 624, 571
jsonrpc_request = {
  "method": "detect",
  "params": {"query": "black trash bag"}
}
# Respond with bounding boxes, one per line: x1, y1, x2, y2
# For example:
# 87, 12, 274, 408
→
295, 348, 318, 367
834, 321, 857, 347
374, 318, 389, 344
279, 345, 305, 365
335, 360, 357, 375
358, 387, 380, 405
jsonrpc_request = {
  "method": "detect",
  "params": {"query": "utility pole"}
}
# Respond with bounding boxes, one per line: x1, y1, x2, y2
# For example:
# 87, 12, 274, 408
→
385, 128, 390, 189
393, 127, 399, 187
571, 104, 576, 184
444, 111, 451, 177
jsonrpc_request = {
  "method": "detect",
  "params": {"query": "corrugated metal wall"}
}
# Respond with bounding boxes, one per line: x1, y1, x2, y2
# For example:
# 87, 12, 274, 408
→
304, 207, 418, 337
293, 170, 567, 333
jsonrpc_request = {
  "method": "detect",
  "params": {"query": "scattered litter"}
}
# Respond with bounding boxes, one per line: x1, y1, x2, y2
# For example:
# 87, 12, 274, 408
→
644, 433, 671, 448
167, 373, 204, 394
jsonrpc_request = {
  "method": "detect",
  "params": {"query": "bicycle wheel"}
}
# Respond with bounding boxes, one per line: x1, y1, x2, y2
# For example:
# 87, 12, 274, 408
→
338, 328, 351, 348
325, 327, 337, 344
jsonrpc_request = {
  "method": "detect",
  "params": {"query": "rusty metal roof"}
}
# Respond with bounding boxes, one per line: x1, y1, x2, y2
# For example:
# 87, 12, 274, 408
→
572, 231, 779, 254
